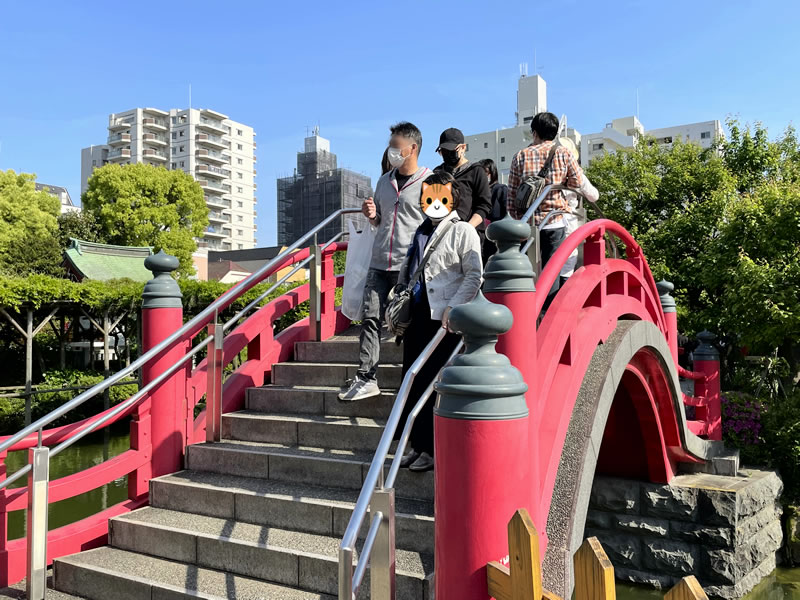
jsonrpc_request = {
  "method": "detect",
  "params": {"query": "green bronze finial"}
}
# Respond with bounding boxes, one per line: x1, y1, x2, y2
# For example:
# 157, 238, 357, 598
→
694, 330, 719, 361
656, 280, 676, 313
142, 250, 183, 309
434, 292, 528, 420
484, 214, 535, 293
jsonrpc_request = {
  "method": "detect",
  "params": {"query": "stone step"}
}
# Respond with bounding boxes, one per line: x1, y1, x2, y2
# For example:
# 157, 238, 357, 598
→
0, 574, 83, 599
295, 339, 403, 364
222, 411, 386, 453
186, 440, 434, 501
271, 362, 402, 388
54, 546, 335, 599
150, 471, 434, 555
246, 386, 395, 420
108, 507, 433, 600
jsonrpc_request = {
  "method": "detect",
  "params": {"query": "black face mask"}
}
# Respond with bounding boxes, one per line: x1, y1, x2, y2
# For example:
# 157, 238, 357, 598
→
440, 149, 460, 167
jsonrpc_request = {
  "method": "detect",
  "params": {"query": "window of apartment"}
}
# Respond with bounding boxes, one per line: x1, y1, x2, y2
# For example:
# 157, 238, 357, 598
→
179, 130, 185, 137
179, 145, 185, 152
523, 116, 532, 123
237, 158, 243, 165
237, 186, 243, 193
179, 115, 187, 124
237, 172, 243, 179
237, 129, 243, 136
238, 244, 243, 250
483, 142, 488, 148
237, 143, 243, 150
92, 160, 97, 166
171, 162, 177, 169
500, 156, 506, 163
171, 146, 177, 154
179, 161, 185, 168
172, 132, 177, 140
237, 215, 243, 222
237, 229, 243, 236
237, 201, 243, 208
500, 137, 505, 143
701, 131, 711, 139
659, 136, 673, 144
171, 117, 177, 124
592, 143, 604, 151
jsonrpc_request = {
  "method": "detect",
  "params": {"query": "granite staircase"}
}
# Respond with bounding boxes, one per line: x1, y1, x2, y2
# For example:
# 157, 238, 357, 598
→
50, 329, 435, 600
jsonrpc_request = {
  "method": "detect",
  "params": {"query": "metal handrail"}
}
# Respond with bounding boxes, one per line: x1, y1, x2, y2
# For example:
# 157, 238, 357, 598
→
0, 208, 361, 460
338, 329, 463, 600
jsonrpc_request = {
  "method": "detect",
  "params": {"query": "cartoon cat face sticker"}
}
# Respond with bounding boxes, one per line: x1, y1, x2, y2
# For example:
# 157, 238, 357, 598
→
420, 182, 454, 219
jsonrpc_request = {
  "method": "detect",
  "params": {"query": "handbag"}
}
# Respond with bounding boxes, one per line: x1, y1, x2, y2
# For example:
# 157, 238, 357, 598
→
341, 220, 376, 320
385, 221, 455, 337
513, 145, 557, 218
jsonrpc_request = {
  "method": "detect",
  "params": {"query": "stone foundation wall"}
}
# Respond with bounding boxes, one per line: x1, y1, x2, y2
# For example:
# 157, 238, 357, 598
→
585, 470, 783, 599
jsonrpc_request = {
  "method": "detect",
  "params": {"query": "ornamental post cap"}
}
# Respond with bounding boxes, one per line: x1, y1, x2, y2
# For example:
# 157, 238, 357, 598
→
144, 250, 180, 275
142, 250, 182, 309
434, 292, 528, 421
483, 214, 535, 293
694, 329, 719, 361
656, 280, 676, 313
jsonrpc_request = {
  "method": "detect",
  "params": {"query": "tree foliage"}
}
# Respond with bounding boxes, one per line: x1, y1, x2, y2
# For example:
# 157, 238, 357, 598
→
82, 164, 209, 276
0, 170, 61, 275
57, 210, 105, 248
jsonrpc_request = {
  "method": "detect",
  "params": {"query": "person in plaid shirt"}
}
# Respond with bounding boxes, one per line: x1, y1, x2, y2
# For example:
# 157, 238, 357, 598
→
507, 112, 583, 303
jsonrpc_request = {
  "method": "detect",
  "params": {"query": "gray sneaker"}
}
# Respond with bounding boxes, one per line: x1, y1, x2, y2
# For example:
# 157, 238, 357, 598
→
338, 376, 380, 401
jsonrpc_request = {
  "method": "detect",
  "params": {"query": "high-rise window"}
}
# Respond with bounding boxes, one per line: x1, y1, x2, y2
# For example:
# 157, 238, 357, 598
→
237, 172, 243, 179
237, 129, 243, 136
237, 186, 243, 193
237, 158, 243, 165
701, 131, 711, 139
237, 201, 243, 208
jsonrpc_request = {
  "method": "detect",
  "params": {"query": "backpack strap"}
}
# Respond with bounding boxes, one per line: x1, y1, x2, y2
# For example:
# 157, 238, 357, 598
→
537, 145, 558, 178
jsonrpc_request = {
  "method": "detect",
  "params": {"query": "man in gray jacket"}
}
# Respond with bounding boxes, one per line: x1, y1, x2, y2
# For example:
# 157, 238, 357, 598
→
339, 122, 431, 401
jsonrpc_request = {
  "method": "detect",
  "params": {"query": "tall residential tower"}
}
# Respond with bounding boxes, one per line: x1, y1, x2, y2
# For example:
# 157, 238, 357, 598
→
81, 107, 257, 251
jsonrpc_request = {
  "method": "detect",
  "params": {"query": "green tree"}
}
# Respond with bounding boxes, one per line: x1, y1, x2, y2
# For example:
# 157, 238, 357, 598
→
584, 136, 736, 329
57, 210, 105, 248
0, 170, 60, 274
82, 164, 208, 276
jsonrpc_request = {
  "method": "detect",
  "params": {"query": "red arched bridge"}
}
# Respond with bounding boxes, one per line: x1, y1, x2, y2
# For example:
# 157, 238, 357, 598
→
0, 199, 726, 600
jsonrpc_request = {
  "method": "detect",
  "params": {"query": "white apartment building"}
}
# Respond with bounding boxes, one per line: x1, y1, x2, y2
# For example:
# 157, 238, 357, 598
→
81, 107, 257, 252
580, 117, 724, 167
35, 182, 80, 214
465, 74, 581, 183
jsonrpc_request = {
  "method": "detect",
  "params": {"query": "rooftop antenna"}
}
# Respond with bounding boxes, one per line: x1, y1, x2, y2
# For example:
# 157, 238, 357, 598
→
636, 88, 640, 119
519, 62, 528, 77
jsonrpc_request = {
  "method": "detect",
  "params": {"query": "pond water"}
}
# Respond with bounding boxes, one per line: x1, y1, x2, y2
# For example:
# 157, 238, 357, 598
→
4, 425, 130, 539
4, 430, 800, 598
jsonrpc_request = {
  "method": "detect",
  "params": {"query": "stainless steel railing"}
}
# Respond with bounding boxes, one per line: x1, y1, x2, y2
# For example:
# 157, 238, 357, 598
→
338, 329, 463, 600
0, 207, 360, 600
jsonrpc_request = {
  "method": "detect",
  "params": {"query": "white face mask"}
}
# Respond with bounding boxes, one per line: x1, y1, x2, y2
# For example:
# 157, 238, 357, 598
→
387, 146, 408, 168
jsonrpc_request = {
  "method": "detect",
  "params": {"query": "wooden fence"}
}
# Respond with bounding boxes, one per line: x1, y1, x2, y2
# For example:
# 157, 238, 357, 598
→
487, 509, 708, 600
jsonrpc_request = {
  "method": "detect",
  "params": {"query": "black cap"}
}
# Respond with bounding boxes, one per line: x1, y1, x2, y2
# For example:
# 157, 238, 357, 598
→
436, 128, 464, 151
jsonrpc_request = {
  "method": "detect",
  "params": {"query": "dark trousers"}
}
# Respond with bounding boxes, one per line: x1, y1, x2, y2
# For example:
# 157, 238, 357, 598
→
540, 226, 566, 309
395, 310, 461, 456
357, 268, 399, 381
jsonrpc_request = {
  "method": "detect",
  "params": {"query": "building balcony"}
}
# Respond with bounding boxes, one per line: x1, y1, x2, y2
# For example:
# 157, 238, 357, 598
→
108, 133, 131, 146
208, 211, 230, 223
142, 133, 168, 146
204, 195, 231, 209
196, 149, 228, 164
197, 118, 228, 136
204, 226, 228, 239
196, 164, 231, 179
108, 118, 132, 131
199, 179, 231, 193
107, 148, 131, 161
196, 134, 228, 150
143, 117, 168, 131
253, 169, 257, 176
143, 149, 168, 161
200, 108, 228, 121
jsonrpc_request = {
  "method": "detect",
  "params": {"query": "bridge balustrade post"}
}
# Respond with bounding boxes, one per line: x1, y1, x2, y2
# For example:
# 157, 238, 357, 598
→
694, 331, 721, 441
0, 449, 7, 586
656, 280, 679, 368
483, 216, 541, 532
134, 251, 186, 495
433, 292, 530, 600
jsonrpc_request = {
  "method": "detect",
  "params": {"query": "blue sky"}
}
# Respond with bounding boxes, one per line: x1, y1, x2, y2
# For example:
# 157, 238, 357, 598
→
1, 0, 798, 246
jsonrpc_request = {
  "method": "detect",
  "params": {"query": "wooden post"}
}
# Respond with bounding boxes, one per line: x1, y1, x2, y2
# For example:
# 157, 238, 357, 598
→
574, 537, 616, 599
665, 577, 709, 600
488, 509, 709, 600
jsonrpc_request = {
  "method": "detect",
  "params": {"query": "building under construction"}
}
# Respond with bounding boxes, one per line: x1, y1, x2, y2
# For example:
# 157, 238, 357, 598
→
277, 129, 371, 246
